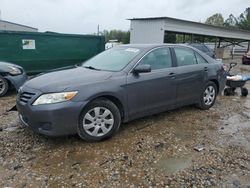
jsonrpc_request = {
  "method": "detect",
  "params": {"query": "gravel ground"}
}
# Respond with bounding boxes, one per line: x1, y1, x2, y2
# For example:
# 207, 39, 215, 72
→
0, 60, 250, 188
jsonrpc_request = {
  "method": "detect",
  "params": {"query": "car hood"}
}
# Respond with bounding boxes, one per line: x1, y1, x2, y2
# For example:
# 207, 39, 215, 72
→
25, 67, 113, 92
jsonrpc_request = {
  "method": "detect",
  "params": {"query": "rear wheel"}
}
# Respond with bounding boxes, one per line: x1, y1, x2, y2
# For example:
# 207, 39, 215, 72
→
197, 81, 217, 110
77, 98, 121, 142
0, 76, 9, 97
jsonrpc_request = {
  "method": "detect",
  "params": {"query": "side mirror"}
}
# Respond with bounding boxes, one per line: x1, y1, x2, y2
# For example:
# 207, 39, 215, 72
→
133, 64, 151, 74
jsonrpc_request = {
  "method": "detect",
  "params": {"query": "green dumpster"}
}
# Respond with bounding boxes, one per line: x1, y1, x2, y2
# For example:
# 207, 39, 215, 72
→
0, 31, 105, 74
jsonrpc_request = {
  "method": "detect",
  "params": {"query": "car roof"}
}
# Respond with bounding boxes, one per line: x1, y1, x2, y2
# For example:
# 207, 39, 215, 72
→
117, 43, 193, 50
188, 43, 206, 45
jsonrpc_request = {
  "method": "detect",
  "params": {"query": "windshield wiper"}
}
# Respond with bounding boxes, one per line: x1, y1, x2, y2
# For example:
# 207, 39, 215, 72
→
83, 66, 101, 71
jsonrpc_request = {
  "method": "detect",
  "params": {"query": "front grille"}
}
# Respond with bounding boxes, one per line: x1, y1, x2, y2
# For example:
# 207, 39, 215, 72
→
19, 92, 36, 104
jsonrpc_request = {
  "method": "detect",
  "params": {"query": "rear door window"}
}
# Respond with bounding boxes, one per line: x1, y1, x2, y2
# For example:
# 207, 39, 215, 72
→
174, 48, 197, 66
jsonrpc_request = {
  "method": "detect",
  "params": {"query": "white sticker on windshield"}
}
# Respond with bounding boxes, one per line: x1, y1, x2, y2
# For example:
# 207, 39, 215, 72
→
125, 48, 140, 53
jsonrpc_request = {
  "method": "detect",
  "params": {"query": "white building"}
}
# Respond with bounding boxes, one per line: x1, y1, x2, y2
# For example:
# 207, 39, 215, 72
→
0, 20, 38, 32
129, 17, 250, 44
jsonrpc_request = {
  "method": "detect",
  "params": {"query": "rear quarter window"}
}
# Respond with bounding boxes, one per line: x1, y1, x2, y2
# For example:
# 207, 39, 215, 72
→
195, 52, 208, 64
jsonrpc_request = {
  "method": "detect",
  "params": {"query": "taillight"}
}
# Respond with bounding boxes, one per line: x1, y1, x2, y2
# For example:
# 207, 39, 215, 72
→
222, 64, 227, 71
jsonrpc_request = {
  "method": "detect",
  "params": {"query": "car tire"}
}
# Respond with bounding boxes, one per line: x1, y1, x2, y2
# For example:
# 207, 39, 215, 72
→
77, 98, 121, 142
0, 76, 9, 97
197, 81, 217, 110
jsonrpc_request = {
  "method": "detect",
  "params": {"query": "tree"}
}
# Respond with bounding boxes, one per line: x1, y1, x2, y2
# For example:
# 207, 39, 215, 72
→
101, 30, 130, 44
224, 7, 250, 30
164, 32, 176, 43
224, 14, 238, 28
205, 13, 224, 26
237, 7, 250, 30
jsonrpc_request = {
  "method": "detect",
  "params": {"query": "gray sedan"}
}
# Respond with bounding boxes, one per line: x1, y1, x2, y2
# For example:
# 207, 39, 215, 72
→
0, 62, 27, 97
16, 44, 226, 141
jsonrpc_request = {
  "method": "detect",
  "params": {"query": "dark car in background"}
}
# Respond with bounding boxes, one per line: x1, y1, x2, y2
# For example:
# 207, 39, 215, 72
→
189, 43, 215, 58
16, 44, 226, 142
242, 50, 250, 65
0, 62, 27, 97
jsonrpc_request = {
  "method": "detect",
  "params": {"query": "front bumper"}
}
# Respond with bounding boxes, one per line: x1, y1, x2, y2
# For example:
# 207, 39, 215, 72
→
16, 86, 88, 136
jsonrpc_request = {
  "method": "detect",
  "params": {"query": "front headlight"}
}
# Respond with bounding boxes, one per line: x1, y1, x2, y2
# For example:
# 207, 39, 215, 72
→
8, 66, 22, 75
33, 91, 78, 105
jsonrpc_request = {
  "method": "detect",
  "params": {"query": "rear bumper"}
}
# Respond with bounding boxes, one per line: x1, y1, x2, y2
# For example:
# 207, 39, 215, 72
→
218, 73, 227, 94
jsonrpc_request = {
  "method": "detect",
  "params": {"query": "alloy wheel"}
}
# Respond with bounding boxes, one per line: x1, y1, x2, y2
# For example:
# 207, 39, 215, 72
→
0, 77, 6, 95
203, 86, 215, 106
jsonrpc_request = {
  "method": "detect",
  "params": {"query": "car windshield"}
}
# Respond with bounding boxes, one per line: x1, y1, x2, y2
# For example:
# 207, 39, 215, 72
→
82, 47, 141, 71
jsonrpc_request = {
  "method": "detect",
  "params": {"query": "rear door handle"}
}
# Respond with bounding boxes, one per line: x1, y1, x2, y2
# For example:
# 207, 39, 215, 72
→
169, 72, 175, 79
204, 67, 208, 72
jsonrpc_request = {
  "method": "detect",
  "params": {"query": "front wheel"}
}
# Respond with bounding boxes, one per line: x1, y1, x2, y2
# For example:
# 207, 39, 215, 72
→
77, 99, 121, 142
196, 81, 217, 110
0, 76, 9, 97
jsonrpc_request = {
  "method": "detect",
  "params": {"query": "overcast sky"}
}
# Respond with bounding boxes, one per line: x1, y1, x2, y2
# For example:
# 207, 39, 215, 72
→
0, 0, 249, 34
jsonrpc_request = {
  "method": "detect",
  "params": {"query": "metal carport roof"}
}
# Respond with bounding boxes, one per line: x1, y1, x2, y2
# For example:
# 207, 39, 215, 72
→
129, 17, 250, 41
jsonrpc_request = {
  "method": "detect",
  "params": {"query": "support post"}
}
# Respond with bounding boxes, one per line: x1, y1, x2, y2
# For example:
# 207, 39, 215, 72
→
231, 43, 235, 60
217, 38, 221, 48
214, 37, 217, 51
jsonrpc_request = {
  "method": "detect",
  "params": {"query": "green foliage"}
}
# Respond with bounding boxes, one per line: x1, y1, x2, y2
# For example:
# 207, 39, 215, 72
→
224, 14, 238, 28
224, 7, 250, 30
101, 30, 130, 44
164, 32, 176, 43
238, 7, 250, 30
205, 13, 224, 26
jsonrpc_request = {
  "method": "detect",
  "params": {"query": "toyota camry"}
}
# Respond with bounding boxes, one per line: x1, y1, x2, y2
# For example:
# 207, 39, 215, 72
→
16, 44, 226, 141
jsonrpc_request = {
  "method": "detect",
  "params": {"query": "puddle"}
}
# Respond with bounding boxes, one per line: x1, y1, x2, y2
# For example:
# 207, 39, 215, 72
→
0, 166, 7, 179
154, 156, 192, 174
220, 174, 250, 188
244, 99, 250, 109
220, 112, 250, 151
174, 128, 193, 141
3, 126, 19, 132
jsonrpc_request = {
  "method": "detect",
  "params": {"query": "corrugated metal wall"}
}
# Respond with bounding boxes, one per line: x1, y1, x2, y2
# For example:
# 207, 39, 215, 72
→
130, 20, 165, 44
0, 20, 38, 32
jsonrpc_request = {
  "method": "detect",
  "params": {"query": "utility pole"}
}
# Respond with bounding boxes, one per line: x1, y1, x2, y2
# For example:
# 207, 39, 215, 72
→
0, 10, 2, 20
97, 24, 100, 36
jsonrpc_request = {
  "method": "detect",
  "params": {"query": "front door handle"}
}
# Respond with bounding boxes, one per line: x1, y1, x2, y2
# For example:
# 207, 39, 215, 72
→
204, 67, 208, 72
